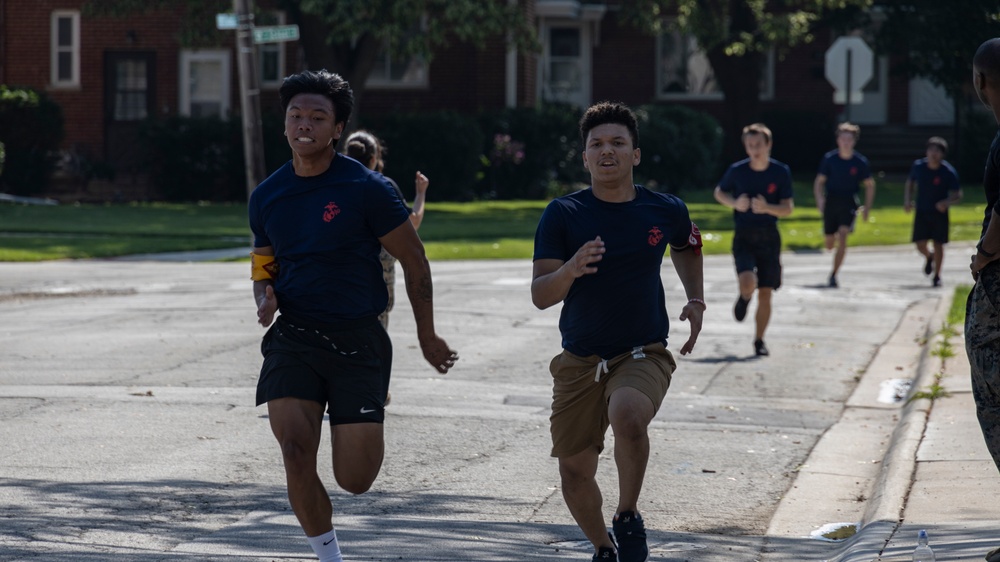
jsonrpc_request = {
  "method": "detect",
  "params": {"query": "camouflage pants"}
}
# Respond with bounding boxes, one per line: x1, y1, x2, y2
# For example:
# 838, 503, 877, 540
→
378, 247, 396, 330
966, 262, 1000, 473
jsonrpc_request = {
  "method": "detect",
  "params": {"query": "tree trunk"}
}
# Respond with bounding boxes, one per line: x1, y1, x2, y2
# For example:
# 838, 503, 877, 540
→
708, 47, 763, 162
705, 0, 764, 163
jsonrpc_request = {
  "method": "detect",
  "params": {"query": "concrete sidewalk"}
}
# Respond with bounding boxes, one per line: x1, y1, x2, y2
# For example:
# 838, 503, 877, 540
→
835, 290, 1000, 561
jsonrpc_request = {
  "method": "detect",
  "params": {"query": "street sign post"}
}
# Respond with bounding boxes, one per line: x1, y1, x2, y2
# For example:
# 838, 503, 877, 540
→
253, 25, 299, 44
216, 13, 237, 30
824, 36, 874, 121
218, 5, 300, 205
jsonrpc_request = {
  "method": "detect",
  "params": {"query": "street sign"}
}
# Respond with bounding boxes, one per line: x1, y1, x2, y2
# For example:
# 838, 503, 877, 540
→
825, 36, 874, 105
253, 25, 299, 44
216, 13, 237, 30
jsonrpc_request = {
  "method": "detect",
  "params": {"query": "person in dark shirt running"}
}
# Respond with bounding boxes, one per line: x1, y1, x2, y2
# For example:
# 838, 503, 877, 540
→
248, 69, 457, 562
714, 123, 794, 357
903, 136, 962, 287
532, 101, 705, 562
812, 122, 875, 287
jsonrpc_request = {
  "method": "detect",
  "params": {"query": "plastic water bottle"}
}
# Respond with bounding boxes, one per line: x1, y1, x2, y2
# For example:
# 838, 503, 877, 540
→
912, 529, 935, 562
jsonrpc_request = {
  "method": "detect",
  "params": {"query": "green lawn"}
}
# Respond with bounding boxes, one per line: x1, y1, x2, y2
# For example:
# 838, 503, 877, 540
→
0, 180, 988, 261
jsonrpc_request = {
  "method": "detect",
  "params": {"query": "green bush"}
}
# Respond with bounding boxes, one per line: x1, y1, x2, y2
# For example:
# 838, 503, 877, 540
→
0, 85, 64, 195
477, 103, 586, 199
361, 111, 484, 201
140, 116, 243, 201
0, 141, 5, 177
634, 104, 723, 194
139, 112, 291, 202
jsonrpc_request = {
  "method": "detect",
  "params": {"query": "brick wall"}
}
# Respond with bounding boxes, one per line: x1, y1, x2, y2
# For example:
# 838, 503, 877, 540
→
2, 1, 289, 163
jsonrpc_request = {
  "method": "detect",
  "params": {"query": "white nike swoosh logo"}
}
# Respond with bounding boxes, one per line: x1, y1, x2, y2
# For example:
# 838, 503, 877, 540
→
360, 407, 376, 414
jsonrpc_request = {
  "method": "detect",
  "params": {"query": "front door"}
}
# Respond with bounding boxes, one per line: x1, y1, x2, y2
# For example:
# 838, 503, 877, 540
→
104, 52, 154, 179
539, 23, 591, 108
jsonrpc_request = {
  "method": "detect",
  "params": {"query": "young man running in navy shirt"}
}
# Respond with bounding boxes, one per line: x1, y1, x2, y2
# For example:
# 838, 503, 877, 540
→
714, 123, 794, 357
904, 136, 962, 287
813, 122, 875, 287
248, 69, 457, 562
532, 101, 705, 562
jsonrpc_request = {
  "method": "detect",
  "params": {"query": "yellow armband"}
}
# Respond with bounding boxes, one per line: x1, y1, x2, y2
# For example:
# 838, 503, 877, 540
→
251, 252, 279, 281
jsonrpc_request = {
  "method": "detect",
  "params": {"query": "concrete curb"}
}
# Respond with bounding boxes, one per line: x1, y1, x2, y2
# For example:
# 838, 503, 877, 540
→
837, 292, 954, 561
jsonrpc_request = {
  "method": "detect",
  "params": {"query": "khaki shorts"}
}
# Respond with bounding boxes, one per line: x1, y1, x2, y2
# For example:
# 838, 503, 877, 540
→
549, 342, 675, 458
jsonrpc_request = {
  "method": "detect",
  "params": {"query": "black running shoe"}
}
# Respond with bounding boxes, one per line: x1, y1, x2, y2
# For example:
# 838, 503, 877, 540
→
754, 339, 769, 356
924, 255, 933, 275
733, 295, 750, 322
828, 275, 838, 288
613, 511, 648, 562
592, 546, 618, 561
933, 275, 941, 287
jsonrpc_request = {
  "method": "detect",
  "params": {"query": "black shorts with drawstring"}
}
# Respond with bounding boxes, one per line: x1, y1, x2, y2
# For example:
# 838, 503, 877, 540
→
256, 314, 391, 425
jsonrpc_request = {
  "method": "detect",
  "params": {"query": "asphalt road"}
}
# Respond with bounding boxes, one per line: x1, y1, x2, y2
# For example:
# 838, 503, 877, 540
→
0, 243, 972, 561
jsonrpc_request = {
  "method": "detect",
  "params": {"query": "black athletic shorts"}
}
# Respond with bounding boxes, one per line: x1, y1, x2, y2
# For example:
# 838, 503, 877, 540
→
823, 197, 858, 235
732, 225, 782, 289
256, 314, 391, 425
911, 209, 950, 244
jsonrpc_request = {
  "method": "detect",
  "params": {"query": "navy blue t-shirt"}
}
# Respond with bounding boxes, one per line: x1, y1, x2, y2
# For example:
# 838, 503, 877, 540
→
717, 158, 794, 228
248, 154, 411, 326
532, 185, 695, 359
817, 150, 872, 200
908, 158, 960, 213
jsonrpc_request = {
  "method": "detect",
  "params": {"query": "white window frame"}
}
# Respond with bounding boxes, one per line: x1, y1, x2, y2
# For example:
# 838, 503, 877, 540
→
257, 11, 286, 89
655, 28, 774, 101
50, 10, 81, 89
179, 49, 231, 118
537, 20, 592, 108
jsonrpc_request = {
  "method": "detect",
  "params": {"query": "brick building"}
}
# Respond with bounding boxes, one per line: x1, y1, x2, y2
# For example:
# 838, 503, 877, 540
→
0, 0, 956, 197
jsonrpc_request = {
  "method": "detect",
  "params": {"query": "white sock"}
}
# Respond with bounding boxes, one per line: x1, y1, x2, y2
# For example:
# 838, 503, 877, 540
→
306, 529, 343, 562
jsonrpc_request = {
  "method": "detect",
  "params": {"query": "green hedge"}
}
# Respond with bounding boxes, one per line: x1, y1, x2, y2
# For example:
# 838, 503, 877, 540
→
477, 103, 587, 200
634, 104, 723, 194
360, 111, 485, 201
138, 104, 724, 202
0, 85, 64, 195
139, 112, 289, 202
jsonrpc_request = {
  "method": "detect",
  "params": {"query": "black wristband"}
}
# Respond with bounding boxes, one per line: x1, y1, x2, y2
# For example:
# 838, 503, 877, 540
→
977, 240, 997, 258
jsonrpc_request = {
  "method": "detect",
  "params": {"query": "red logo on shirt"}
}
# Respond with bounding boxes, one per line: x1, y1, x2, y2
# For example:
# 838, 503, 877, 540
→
767, 183, 777, 194
933, 175, 941, 186
648, 226, 664, 246
850, 166, 858, 176
323, 202, 341, 222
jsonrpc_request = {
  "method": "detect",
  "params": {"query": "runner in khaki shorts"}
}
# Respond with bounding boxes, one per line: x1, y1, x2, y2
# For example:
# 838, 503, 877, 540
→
531, 102, 705, 562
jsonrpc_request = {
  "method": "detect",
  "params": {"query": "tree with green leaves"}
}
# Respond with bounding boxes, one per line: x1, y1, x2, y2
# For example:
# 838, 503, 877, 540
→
867, 1, 1000, 101
619, 0, 871, 158
864, 1, 1000, 167
86, 0, 537, 130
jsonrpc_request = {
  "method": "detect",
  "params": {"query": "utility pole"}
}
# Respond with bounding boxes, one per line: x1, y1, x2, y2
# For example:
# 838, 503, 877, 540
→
234, 0, 266, 201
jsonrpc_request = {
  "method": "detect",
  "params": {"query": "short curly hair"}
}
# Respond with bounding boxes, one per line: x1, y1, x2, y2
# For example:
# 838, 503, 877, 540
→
279, 69, 354, 126
579, 101, 639, 148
